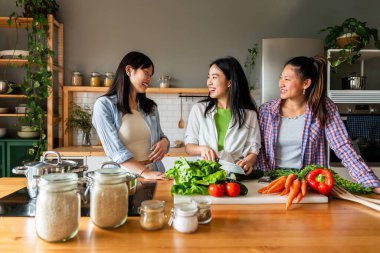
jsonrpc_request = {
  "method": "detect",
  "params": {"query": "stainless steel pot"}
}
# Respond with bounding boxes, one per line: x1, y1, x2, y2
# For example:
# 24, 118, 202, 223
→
342, 73, 366, 90
12, 151, 88, 198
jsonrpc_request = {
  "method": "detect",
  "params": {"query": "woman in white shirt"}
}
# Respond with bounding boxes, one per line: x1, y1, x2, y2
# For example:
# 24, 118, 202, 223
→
92, 51, 169, 180
185, 57, 261, 175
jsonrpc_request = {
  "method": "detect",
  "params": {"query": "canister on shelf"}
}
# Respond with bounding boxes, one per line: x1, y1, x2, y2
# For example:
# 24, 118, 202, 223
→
90, 72, 101, 87
138, 200, 166, 230
104, 72, 114, 87
71, 71, 83, 86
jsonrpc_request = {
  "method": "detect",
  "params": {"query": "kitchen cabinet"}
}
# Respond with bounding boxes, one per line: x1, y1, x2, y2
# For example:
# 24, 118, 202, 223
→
0, 139, 36, 177
327, 49, 380, 104
62, 86, 208, 146
0, 15, 64, 149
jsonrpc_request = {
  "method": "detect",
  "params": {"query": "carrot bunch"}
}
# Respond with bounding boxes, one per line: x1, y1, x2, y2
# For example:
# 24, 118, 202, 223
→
258, 174, 307, 209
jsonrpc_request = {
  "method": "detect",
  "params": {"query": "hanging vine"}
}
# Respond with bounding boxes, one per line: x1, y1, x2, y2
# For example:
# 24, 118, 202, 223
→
9, 0, 59, 160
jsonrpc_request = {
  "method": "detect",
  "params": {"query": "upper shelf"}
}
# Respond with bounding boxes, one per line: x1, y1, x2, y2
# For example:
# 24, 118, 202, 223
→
327, 49, 380, 61
0, 16, 61, 28
0, 59, 63, 70
63, 86, 209, 94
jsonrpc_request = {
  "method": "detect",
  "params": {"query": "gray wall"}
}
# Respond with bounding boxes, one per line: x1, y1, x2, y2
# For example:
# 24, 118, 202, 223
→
1, 0, 380, 88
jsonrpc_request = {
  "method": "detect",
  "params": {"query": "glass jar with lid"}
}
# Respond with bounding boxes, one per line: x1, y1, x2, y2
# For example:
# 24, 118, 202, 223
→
71, 71, 83, 86
138, 200, 166, 230
104, 72, 114, 87
35, 173, 80, 242
193, 196, 212, 224
169, 201, 198, 233
90, 71, 101, 87
89, 167, 129, 228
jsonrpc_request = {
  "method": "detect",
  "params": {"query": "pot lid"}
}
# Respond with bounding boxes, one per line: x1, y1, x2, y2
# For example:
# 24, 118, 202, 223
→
23, 151, 78, 169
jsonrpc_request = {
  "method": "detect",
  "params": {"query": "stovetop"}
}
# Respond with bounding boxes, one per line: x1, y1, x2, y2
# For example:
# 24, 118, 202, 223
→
0, 181, 156, 217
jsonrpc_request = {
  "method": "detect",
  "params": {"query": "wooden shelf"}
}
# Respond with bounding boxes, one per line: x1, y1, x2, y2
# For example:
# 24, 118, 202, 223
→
0, 94, 26, 98
0, 59, 62, 70
63, 86, 208, 94
0, 17, 33, 28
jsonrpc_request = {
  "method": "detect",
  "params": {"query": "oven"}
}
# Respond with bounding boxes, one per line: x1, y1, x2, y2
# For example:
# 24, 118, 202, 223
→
328, 103, 380, 167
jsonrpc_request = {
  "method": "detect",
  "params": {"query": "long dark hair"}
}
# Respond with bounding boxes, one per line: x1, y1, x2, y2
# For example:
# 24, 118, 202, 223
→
285, 56, 327, 126
202, 56, 257, 128
104, 51, 156, 114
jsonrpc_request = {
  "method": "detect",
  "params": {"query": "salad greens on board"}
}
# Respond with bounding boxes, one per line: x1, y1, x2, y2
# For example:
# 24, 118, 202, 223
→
165, 157, 227, 195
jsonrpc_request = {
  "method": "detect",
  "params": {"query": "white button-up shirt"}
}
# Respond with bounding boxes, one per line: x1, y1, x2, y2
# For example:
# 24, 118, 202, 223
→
185, 102, 261, 162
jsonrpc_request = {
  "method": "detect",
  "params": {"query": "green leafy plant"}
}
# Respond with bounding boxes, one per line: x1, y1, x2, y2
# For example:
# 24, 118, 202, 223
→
66, 104, 93, 146
8, 0, 59, 160
244, 43, 258, 89
320, 18, 380, 70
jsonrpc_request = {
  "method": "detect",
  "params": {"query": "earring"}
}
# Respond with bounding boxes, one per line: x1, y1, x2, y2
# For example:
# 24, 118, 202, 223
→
303, 88, 306, 95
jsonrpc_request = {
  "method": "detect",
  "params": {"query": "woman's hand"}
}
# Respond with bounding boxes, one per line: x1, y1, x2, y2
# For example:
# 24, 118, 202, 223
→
141, 169, 166, 180
200, 146, 218, 161
149, 138, 169, 162
236, 153, 257, 175
373, 187, 380, 195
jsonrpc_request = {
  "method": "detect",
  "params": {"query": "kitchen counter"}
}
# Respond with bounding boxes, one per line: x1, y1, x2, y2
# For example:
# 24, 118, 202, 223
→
52, 146, 188, 157
1, 178, 380, 253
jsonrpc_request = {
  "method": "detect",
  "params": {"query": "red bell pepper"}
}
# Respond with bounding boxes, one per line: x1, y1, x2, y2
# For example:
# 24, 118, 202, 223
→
305, 168, 334, 196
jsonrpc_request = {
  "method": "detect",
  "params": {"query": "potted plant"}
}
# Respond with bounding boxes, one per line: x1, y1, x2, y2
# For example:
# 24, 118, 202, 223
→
320, 17, 380, 70
66, 104, 93, 146
8, 0, 59, 160
244, 43, 259, 89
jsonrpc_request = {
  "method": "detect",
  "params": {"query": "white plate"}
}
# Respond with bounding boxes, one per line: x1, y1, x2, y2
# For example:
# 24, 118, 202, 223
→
0, 50, 29, 59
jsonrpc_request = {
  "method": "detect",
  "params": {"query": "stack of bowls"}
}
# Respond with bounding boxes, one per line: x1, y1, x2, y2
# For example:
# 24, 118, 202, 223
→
0, 128, 6, 138
18, 126, 39, 139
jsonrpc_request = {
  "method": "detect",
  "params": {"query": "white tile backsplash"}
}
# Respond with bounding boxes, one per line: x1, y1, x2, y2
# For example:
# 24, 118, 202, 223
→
71, 90, 260, 145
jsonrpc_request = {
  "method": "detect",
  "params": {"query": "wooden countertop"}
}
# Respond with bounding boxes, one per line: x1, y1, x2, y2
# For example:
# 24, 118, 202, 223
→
53, 146, 188, 157
1, 178, 380, 252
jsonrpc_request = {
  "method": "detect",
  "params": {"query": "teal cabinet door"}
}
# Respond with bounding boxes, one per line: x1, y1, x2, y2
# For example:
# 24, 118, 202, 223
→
5, 140, 36, 177
0, 141, 5, 177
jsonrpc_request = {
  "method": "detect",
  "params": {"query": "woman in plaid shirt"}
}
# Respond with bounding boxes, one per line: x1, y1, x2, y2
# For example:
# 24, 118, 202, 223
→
257, 56, 380, 193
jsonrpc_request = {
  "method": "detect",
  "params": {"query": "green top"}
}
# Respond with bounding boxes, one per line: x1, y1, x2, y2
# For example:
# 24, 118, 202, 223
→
214, 107, 232, 151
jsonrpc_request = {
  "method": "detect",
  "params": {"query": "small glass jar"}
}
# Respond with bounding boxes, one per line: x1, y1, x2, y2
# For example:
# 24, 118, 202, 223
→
71, 71, 83, 86
159, 75, 171, 88
138, 200, 166, 230
90, 167, 129, 228
35, 173, 80, 242
104, 72, 114, 87
90, 72, 101, 87
169, 201, 198, 233
193, 196, 212, 224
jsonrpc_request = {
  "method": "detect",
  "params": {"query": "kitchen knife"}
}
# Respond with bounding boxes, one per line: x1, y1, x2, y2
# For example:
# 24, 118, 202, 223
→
218, 159, 246, 175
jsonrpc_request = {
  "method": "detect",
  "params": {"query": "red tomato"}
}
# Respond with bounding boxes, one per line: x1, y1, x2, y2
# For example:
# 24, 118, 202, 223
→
225, 182, 240, 197
208, 184, 225, 197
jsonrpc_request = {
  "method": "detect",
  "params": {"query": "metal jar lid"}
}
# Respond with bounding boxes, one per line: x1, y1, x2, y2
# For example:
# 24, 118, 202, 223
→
39, 173, 78, 192
93, 167, 128, 184
72, 71, 82, 76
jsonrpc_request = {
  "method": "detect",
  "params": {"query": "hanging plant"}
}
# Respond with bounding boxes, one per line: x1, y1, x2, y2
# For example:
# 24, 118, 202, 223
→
244, 43, 259, 90
8, 0, 59, 160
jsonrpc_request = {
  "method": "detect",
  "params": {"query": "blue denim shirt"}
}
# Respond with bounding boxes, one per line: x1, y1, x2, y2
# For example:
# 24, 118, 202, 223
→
92, 95, 169, 172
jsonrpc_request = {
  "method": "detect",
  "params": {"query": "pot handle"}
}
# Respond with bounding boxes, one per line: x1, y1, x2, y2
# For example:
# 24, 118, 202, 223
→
41, 151, 62, 165
100, 161, 120, 169
12, 166, 28, 175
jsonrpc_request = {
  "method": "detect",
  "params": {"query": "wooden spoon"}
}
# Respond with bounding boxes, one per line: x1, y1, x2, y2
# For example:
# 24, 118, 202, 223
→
178, 97, 185, 128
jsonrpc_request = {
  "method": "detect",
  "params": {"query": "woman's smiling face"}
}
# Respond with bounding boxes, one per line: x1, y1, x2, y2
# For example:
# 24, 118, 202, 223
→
279, 64, 305, 100
128, 66, 153, 93
207, 64, 230, 100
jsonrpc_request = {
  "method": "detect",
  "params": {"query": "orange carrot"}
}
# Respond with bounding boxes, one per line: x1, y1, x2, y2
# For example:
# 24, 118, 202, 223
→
264, 176, 287, 194
258, 185, 269, 193
296, 190, 303, 203
279, 187, 290, 196
286, 179, 301, 209
258, 176, 286, 194
285, 174, 297, 190
301, 179, 307, 196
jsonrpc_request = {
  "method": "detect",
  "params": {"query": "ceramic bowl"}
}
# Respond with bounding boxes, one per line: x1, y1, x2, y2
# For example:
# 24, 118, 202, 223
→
0, 128, 6, 138
17, 131, 39, 139
0, 107, 9, 113
15, 106, 27, 114
21, 126, 35, 132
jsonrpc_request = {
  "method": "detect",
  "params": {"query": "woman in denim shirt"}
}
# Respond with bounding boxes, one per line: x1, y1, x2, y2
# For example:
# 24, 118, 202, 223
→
92, 51, 169, 180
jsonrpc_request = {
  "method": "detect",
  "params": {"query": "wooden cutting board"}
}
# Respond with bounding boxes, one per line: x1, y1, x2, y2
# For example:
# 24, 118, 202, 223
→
174, 180, 328, 205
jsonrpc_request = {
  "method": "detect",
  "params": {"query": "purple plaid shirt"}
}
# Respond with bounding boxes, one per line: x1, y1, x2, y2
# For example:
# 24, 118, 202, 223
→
257, 98, 380, 188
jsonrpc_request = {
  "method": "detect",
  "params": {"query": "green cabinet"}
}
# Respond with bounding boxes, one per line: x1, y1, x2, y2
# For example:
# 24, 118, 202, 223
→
0, 139, 36, 177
